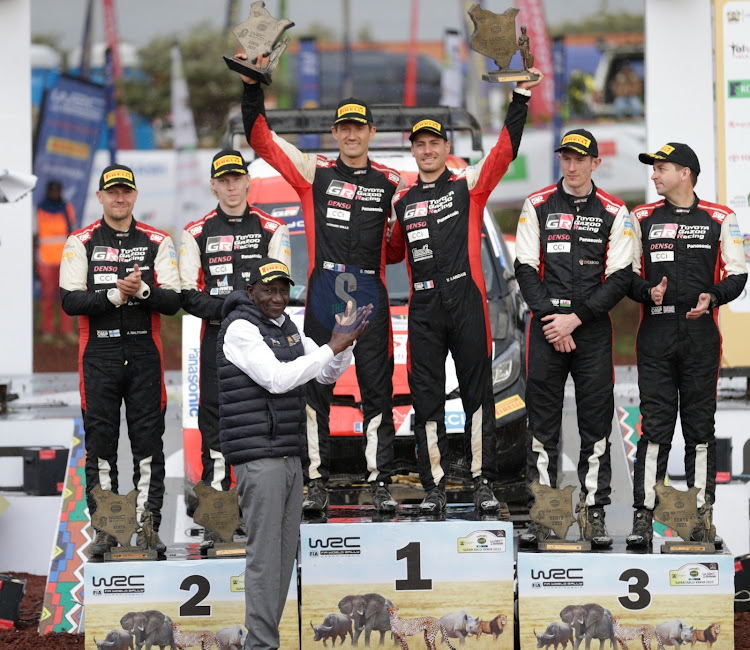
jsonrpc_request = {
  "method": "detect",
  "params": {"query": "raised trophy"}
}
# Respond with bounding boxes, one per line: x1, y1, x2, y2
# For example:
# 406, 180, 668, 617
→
223, 0, 295, 84
654, 483, 716, 554
528, 481, 589, 551
193, 482, 244, 558
90, 486, 158, 561
467, 4, 539, 83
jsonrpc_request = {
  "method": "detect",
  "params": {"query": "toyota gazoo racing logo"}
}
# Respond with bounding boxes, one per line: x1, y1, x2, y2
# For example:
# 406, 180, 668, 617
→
326, 180, 357, 200
92, 246, 119, 262
206, 235, 234, 252
649, 223, 678, 239
546, 213, 574, 230
404, 201, 429, 220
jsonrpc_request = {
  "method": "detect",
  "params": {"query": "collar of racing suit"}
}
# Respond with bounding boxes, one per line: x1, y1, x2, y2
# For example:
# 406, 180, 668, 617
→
416, 166, 452, 191
216, 203, 250, 223
558, 178, 597, 211
335, 156, 372, 177
100, 215, 135, 239
663, 193, 699, 215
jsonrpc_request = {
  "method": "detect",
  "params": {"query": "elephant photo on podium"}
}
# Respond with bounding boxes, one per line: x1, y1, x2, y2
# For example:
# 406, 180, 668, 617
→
338, 592, 393, 645
119, 610, 175, 650
559, 603, 616, 650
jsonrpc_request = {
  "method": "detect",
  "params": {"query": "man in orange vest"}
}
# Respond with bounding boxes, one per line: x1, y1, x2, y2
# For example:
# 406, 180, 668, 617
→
35, 180, 76, 343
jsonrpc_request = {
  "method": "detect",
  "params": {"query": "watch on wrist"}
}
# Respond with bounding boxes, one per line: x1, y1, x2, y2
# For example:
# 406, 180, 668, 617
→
709, 293, 718, 309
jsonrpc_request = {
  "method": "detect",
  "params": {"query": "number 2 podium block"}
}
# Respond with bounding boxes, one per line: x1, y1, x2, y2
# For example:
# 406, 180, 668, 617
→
517, 550, 734, 650
300, 520, 515, 649
84, 559, 299, 649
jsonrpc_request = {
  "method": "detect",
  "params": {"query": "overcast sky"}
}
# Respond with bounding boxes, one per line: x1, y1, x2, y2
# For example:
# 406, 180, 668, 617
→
32, 0, 643, 51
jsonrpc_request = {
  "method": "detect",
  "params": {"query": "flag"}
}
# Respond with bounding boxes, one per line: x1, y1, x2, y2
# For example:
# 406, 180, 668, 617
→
171, 43, 204, 234
102, 0, 134, 149
514, 0, 554, 121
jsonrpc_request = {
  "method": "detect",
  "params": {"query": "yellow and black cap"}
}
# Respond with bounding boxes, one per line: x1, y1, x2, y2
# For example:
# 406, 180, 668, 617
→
555, 129, 599, 157
333, 97, 373, 125
99, 164, 137, 191
638, 142, 701, 176
247, 257, 295, 286
211, 149, 248, 178
409, 118, 448, 142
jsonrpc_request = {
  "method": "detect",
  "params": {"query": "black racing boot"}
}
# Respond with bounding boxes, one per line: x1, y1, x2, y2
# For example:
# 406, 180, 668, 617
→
473, 477, 500, 512
371, 481, 398, 512
626, 508, 653, 548
302, 479, 328, 513
420, 482, 447, 513
586, 507, 613, 548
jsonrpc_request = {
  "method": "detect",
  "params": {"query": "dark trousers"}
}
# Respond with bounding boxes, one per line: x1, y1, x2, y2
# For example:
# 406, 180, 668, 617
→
408, 290, 497, 491
633, 318, 720, 510
82, 348, 166, 530
198, 323, 232, 490
525, 317, 614, 508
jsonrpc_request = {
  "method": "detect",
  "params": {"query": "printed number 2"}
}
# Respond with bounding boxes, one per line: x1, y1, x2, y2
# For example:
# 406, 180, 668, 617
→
179, 575, 212, 617
395, 542, 433, 591
618, 568, 651, 610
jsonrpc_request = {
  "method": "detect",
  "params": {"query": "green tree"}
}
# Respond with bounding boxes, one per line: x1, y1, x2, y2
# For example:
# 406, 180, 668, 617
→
117, 22, 251, 146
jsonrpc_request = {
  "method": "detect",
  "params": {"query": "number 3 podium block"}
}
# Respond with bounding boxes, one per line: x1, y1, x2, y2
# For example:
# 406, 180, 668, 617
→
517, 551, 734, 650
300, 520, 515, 649
84, 559, 299, 649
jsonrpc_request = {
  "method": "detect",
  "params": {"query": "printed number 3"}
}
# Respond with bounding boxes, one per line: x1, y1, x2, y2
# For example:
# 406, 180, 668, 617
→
618, 568, 651, 610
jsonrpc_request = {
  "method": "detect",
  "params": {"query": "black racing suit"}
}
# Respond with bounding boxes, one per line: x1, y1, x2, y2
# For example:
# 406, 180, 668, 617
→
386, 89, 530, 491
242, 82, 402, 484
179, 204, 290, 490
514, 180, 633, 508
60, 217, 181, 530
628, 195, 747, 511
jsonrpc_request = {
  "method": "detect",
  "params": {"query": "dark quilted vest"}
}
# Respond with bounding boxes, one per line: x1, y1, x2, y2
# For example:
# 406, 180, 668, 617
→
217, 290, 306, 465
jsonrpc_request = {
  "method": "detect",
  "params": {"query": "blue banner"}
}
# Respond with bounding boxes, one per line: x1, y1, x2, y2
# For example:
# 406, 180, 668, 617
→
32, 76, 107, 228
298, 37, 321, 150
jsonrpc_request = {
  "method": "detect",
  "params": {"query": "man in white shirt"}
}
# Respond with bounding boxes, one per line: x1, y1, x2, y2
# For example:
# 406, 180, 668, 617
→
216, 257, 371, 650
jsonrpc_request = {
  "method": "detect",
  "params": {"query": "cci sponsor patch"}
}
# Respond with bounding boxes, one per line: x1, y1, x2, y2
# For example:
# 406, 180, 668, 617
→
407, 228, 429, 243
650, 251, 675, 262
547, 242, 571, 253
495, 395, 525, 419
210, 263, 233, 275
326, 207, 351, 221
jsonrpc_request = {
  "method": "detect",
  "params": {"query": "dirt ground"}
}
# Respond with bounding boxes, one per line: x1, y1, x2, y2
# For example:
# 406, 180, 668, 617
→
1, 573, 749, 649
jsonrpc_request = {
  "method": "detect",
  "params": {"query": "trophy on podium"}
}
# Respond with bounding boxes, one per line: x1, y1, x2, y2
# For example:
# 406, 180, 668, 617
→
654, 483, 716, 554
528, 481, 589, 551
193, 482, 245, 558
467, 4, 539, 83
223, 0, 295, 84
90, 486, 158, 561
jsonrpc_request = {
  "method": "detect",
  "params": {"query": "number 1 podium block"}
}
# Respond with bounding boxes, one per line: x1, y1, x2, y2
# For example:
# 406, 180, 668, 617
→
84, 559, 299, 649
300, 519, 515, 649
517, 548, 734, 650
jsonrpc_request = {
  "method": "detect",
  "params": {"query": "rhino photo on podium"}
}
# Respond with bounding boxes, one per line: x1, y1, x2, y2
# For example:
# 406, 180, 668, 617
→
653, 483, 717, 554
468, 4, 540, 83
223, 0, 295, 84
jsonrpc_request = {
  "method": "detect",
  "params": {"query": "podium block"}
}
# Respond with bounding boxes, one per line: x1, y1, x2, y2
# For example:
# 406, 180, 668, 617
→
517, 543, 734, 650
85, 558, 299, 649
300, 517, 514, 649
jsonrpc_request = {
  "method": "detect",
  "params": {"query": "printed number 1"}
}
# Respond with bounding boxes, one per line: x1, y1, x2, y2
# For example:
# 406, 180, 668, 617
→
618, 568, 651, 610
395, 542, 433, 591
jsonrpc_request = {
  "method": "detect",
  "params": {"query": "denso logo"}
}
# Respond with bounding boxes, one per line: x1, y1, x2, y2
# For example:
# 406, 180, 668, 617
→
530, 568, 583, 580
209, 256, 232, 264
406, 220, 427, 231
92, 246, 119, 262
547, 234, 570, 241
650, 243, 674, 251
93, 265, 118, 272
206, 235, 234, 252
546, 213, 574, 230
326, 180, 357, 199
91, 575, 145, 587
649, 223, 677, 239
308, 536, 361, 549
404, 202, 429, 220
